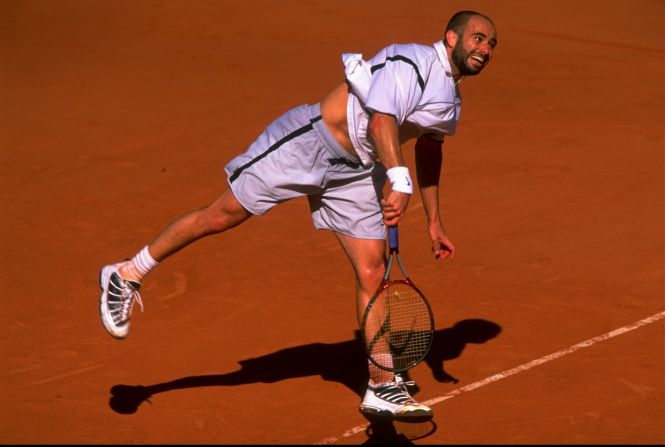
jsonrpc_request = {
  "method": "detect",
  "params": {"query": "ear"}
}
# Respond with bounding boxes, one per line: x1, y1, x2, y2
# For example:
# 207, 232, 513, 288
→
445, 30, 458, 48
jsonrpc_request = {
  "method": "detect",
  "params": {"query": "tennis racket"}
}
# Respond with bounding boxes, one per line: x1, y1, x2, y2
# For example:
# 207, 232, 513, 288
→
361, 225, 435, 373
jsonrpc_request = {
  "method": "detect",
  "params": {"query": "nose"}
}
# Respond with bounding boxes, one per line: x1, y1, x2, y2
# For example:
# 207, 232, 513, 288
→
478, 44, 492, 60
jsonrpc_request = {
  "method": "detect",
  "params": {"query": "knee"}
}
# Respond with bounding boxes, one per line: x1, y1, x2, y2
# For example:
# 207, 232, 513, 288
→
357, 264, 385, 293
199, 208, 228, 234
200, 193, 250, 234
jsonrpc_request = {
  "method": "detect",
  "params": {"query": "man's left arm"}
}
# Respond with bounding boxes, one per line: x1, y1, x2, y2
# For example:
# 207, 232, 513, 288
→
415, 133, 456, 261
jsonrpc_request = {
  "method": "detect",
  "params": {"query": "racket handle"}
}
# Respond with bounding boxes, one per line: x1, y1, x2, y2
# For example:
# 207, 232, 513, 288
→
388, 225, 399, 251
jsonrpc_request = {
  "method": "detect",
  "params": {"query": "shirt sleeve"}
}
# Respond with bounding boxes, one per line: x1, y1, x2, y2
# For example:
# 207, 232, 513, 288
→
365, 55, 425, 125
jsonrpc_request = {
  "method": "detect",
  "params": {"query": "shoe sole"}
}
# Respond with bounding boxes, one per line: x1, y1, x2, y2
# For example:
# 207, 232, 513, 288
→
359, 405, 433, 422
99, 265, 128, 340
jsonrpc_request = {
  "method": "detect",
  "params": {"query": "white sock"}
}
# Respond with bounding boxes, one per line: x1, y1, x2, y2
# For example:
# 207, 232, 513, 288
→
130, 246, 159, 282
368, 354, 395, 386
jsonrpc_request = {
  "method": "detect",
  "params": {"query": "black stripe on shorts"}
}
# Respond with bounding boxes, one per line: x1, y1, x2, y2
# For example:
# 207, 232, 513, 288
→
229, 115, 323, 183
370, 55, 425, 91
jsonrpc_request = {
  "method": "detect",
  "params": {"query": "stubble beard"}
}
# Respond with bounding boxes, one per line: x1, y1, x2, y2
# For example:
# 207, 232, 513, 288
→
451, 41, 482, 76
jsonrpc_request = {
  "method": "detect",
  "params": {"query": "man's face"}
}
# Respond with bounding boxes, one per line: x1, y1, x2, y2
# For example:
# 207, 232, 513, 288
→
450, 16, 498, 76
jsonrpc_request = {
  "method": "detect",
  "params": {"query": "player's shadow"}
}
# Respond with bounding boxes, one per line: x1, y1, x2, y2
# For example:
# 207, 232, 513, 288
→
109, 318, 501, 442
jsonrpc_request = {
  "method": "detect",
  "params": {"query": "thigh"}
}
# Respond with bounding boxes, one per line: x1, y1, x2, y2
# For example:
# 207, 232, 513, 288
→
335, 231, 386, 296
334, 231, 386, 324
335, 232, 386, 276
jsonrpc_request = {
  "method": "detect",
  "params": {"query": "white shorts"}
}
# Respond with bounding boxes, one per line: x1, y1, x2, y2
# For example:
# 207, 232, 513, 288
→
224, 103, 387, 239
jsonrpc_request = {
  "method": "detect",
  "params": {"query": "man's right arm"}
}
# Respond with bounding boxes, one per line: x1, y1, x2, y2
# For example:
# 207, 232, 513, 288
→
367, 111, 412, 226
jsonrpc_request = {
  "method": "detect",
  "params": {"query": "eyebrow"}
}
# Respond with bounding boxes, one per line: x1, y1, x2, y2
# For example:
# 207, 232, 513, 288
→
472, 32, 498, 47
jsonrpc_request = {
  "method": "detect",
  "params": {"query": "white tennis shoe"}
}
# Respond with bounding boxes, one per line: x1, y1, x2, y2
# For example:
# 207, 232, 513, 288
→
359, 376, 433, 421
99, 263, 143, 339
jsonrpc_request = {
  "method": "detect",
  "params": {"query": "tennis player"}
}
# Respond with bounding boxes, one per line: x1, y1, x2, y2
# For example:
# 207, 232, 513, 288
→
99, 11, 498, 420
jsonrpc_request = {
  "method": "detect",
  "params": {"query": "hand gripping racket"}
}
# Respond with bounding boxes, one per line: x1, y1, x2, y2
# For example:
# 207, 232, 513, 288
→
361, 225, 435, 373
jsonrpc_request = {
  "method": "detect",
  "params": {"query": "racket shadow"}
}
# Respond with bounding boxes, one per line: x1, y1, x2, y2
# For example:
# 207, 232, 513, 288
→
108, 319, 502, 416
422, 318, 503, 385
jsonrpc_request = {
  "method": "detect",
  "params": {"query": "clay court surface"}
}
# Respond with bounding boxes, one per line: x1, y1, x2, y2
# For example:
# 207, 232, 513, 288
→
2, 0, 664, 444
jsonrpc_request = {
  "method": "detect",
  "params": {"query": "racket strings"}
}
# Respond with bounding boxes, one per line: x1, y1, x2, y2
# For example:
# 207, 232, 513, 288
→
365, 282, 433, 371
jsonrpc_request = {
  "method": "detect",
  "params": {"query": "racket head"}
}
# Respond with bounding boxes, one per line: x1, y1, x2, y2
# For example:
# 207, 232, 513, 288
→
361, 279, 435, 373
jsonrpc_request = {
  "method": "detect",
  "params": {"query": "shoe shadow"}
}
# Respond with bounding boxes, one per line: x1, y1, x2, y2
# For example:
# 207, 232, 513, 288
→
360, 413, 438, 445
109, 318, 502, 420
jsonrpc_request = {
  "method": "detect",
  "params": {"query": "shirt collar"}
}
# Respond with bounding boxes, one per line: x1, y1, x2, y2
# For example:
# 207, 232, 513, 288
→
433, 40, 453, 77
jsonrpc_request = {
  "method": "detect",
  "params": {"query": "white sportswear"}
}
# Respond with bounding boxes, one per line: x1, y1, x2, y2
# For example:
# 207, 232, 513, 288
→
343, 40, 461, 166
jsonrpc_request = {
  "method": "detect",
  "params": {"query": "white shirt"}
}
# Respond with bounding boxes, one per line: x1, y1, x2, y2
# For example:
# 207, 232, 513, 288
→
342, 40, 461, 166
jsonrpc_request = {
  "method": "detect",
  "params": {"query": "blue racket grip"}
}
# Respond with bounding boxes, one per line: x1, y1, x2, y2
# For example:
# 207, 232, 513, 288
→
388, 225, 399, 250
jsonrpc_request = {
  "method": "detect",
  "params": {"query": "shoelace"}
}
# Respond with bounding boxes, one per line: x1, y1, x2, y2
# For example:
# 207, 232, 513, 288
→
394, 376, 418, 403
373, 376, 417, 391
120, 285, 144, 321
374, 379, 418, 404
395, 375, 417, 389
395, 381, 416, 403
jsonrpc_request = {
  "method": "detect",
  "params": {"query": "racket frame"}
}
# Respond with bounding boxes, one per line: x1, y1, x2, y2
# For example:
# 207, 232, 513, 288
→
361, 226, 435, 373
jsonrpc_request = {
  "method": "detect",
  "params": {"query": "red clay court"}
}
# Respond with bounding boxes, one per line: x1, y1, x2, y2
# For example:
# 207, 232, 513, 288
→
2, 0, 663, 443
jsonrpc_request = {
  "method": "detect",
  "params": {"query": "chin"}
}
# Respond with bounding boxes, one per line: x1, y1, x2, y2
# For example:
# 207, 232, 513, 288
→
463, 66, 484, 76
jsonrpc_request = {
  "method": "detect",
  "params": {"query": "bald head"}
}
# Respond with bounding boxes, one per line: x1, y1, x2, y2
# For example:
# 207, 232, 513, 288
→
444, 11, 496, 48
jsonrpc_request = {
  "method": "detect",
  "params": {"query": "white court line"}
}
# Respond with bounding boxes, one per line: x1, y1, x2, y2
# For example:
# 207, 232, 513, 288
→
316, 310, 665, 445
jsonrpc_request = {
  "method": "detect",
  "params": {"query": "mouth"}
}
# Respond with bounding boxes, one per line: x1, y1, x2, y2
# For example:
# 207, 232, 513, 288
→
468, 53, 486, 68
